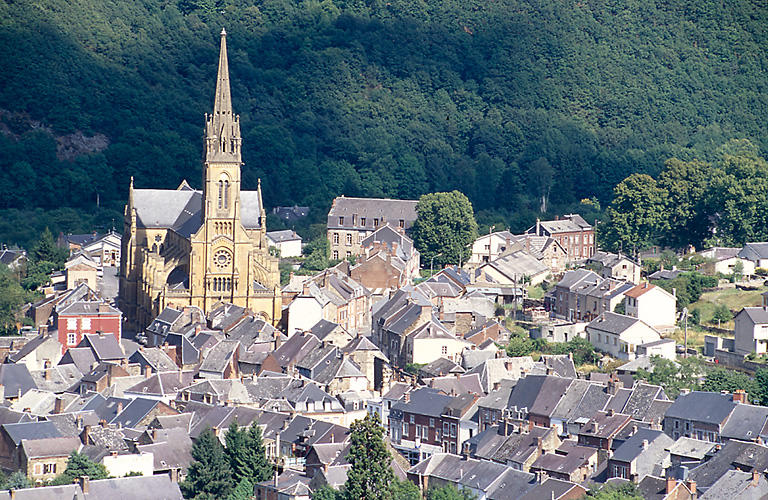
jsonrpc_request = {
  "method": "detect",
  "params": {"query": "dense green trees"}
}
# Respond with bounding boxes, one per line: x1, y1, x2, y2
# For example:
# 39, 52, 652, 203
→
604, 144, 768, 252
224, 422, 273, 485
181, 429, 234, 499
1, 0, 766, 247
182, 423, 273, 499
412, 191, 477, 268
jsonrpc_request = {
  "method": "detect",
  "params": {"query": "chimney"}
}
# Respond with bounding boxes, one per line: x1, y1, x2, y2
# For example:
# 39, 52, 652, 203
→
666, 475, 677, 495
54, 397, 64, 414
607, 409, 614, 417
45, 368, 51, 381
76, 415, 84, 430
591, 421, 599, 433
143, 365, 152, 379
170, 467, 180, 483
642, 439, 648, 450
117, 402, 123, 414
81, 424, 91, 445
686, 480, 697, 496
536, 436, 543, 454
733, 390, 747, 404
536, 218, 541, 235
752, 470, 760, 486
404, 391, 410, 403
631, 424, 638, 436
78, 476, 90, 494
99, 419, 107, 428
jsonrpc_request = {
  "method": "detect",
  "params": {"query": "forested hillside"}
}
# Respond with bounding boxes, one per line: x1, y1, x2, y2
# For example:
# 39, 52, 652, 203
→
0, 0, 766, 247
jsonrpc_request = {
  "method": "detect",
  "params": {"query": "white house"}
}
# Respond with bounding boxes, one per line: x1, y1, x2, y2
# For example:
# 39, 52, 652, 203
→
266, 230, 303, 258
624, 283, 677, 332
734, 305, 768, 355
586, 312, 662, 360
469, 231, 516, 265
287, 294, 325, 337
405, 320, 471, 365
738, 243, 768, 272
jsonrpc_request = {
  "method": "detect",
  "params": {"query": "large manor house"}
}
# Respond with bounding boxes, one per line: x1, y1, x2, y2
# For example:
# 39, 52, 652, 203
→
119, 30, 281, 329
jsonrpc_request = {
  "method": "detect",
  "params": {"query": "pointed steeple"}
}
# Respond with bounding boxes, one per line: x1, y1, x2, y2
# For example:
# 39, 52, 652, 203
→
213, 28, 232, 118
205, 28, 241, 164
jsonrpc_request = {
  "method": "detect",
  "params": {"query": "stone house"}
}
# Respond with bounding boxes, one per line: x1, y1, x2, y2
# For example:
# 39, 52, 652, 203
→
587, 251, 642, 284
527, 214, 596, 262
21, 436, 81, 484
326, 196, 418, 260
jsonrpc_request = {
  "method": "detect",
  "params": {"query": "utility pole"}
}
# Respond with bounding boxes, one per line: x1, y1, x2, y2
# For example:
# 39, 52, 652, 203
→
682, 307, 688, 359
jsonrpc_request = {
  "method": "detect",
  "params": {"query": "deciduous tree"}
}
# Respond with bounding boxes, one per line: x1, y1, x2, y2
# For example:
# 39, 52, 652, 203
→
412, 191, 478, 269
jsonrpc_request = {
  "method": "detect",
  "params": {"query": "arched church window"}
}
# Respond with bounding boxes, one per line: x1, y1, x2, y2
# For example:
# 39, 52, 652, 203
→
224, 180, 230, 209
218, 181, 223, 209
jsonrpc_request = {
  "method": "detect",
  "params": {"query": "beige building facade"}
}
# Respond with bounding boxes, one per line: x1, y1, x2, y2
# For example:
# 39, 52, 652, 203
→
119, 30, 280, 330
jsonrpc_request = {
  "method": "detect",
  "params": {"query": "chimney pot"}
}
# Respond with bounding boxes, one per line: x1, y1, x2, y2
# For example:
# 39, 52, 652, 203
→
666, 475, 676, 495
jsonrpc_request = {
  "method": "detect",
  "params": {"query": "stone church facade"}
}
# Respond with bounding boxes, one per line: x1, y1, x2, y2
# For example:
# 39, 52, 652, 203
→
119, 30, 281, 330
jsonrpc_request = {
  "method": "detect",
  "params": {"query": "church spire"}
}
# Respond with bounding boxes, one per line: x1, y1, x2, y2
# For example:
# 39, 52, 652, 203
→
205, 28, 241, 164
213, 28, 232, 118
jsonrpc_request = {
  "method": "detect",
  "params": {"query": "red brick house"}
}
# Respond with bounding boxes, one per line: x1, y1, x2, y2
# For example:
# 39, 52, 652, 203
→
56, 301, 122, 355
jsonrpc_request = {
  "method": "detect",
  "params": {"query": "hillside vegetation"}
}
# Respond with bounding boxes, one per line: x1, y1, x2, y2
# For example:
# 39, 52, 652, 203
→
0, 0, 766, 247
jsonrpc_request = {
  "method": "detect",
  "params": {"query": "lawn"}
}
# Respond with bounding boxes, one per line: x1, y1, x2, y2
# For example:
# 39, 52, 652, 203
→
687, 285, 768, 328
666, 285, 768, 350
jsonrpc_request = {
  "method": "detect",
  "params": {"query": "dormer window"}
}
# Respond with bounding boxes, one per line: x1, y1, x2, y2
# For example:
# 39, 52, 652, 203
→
339, 216, 344, 225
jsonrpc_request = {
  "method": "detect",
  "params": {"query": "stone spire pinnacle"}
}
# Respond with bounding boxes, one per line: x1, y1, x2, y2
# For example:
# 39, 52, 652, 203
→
205, 28, 241, 163
213, 28, 232, 118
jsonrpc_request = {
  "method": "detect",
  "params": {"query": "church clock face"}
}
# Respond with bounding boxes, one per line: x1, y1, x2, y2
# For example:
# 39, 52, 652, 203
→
214, 249, 232, 269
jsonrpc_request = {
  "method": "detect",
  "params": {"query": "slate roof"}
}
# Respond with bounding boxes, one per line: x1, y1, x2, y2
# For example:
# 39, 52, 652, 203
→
198, 340, 239, 374
610, 428, 673, 472
667, 437, 716, 460
720, 403, 768, 442
540, 354, 577, 379
58, 301, 121, 316
130, 347, 178, 372
738, 307, 768, 325
419, 357, 464, 378
79, 333, 125, 361
3, 420, 62, 445
59, 347, 98, 373
266, 229, 301, 243
587, 312, 646, 335
391, 387, 454, 418
0, 363, 37, 399
360, 224, 416, 260
700, 469, 768, 499
111, 397, 163, 428
739, 242, 768, 261
518, 478, 585, 500
664, 391, 737, 425
649, 269, 682, 280
687, 440, 768, 489
327, 197, 418, 231
133, 187, 263, 235
556, 269, 602, 291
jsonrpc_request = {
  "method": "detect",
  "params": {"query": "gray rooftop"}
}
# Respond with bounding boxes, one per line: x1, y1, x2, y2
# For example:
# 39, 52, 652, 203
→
327, 197, 418, 231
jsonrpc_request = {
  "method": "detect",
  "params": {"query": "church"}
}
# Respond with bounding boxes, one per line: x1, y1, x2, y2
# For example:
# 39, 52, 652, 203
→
119, 29, 281, 330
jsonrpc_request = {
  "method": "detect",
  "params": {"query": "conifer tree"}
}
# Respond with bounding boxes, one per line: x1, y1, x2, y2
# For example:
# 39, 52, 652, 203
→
225, 421, 273, 484
341, 413, 394, 500
181, 428, 233, 499
226, 477, 254, 500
